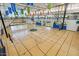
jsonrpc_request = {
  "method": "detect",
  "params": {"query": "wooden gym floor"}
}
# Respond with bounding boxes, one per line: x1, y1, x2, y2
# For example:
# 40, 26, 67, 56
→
1, 25, 79, 56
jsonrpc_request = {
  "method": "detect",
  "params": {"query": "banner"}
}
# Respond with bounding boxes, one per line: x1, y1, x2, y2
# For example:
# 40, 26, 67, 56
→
5, 10, 9, 15
14, 11, 18, 16
27, 7, 31, 15
11, 3, 16, 12
59, 5, 64, 11
21, 9, 24, 14
48, 3, 52, 10
8, 7, 12, 14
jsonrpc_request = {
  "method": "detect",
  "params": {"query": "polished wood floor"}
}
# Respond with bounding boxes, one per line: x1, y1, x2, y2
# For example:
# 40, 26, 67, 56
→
1, 26, 79, 56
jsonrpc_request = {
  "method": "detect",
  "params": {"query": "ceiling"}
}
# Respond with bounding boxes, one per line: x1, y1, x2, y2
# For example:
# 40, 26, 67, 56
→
0, 3, 64, 12
16, 3, 64, 12
0, 3, 65, 15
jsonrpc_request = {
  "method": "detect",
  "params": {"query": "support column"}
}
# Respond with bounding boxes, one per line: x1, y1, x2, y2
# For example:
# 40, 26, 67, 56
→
62, 3, 68, 29
0, 11, 8, 37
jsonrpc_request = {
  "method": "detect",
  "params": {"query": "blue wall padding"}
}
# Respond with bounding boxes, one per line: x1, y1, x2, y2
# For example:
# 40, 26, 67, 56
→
36, 22, 41, 26
53, 24, 59, 28
63, 26, 66, 30
53, 24, 66, 30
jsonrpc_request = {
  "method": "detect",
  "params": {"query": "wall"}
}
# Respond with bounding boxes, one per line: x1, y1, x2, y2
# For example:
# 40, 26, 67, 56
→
65, 20, 79, 31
